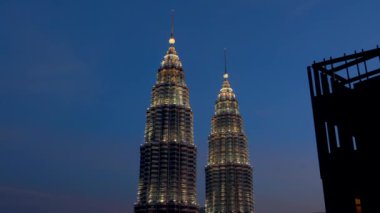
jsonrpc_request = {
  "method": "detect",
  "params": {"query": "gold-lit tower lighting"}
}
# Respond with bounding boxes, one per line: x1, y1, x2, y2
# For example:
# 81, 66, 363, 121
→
205, 50, 254, 212
134, 12, 199, 213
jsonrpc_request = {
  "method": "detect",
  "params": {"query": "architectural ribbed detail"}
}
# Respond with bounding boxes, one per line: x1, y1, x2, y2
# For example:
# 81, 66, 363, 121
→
135, 33, 198, 213
205, 73, 254, 213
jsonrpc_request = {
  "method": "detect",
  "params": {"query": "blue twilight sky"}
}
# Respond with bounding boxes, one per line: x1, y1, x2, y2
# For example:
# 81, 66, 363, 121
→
0, 0, 379, 212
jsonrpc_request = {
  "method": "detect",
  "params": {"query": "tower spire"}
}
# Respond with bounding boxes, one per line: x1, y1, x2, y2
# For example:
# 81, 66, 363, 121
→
224, 48, 229, 79
169, 10, 175, 45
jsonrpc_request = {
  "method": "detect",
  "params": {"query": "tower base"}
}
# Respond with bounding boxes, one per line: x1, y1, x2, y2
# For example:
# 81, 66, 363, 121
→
134, 202, 199, 213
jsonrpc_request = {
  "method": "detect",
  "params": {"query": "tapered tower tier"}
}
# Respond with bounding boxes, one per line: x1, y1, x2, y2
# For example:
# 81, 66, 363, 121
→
134, 26, 198, 213
205, 73, 254, 213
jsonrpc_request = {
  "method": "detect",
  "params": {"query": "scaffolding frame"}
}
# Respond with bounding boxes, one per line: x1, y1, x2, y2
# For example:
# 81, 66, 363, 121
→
308, 46, 380, 213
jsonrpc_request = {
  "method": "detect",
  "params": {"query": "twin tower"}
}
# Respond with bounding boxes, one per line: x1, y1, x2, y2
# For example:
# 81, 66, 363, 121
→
134, 23, 254, 213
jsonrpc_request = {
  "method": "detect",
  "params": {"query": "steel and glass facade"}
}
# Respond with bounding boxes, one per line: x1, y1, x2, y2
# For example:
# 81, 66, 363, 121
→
134, 35, 199, 213
205, 74, 254, 213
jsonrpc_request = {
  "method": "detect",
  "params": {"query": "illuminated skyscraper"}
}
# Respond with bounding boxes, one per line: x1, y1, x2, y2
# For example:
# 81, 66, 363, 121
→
205, 57, 254, 213
134, 20, 199, 213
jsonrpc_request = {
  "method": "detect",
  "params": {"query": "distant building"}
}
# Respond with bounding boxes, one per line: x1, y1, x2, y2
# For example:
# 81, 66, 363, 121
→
205, 68, 254, 212
134, 22, 198, 213
308, 47, 380, 213
199, 207, 206, 213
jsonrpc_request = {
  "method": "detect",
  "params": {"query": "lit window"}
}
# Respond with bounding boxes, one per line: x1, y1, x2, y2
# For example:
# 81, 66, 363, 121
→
355, 198, 362, 213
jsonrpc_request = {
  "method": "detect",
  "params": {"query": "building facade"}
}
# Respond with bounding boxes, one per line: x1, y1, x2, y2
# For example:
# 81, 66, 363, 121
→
205, 71, 254, 213
308, 47, 380, 213
134, 29, 199, 213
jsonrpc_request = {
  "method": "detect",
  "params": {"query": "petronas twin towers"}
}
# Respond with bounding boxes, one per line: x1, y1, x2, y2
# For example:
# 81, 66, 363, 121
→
134, 20, 254, 213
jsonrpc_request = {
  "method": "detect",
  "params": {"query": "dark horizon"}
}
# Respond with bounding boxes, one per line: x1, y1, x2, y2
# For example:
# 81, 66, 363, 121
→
1, 0, 380, 213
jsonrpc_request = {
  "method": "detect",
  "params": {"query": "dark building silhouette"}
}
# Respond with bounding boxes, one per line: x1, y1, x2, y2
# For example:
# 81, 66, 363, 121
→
205, 60, 254, 213
199, 207, 206, 213
308, 47, 380, 213
134, 22, 198, 213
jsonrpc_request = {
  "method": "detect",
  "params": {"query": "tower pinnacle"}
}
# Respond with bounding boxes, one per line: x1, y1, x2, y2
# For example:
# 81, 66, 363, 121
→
223, 48, 229, 79
169, 10, 175, 45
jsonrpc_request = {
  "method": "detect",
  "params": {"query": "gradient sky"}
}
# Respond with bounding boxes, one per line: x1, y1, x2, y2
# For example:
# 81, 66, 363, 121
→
1, 0, 379, 212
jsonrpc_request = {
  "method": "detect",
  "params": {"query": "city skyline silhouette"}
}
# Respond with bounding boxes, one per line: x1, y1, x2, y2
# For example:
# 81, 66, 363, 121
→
1, 0, 379, 213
